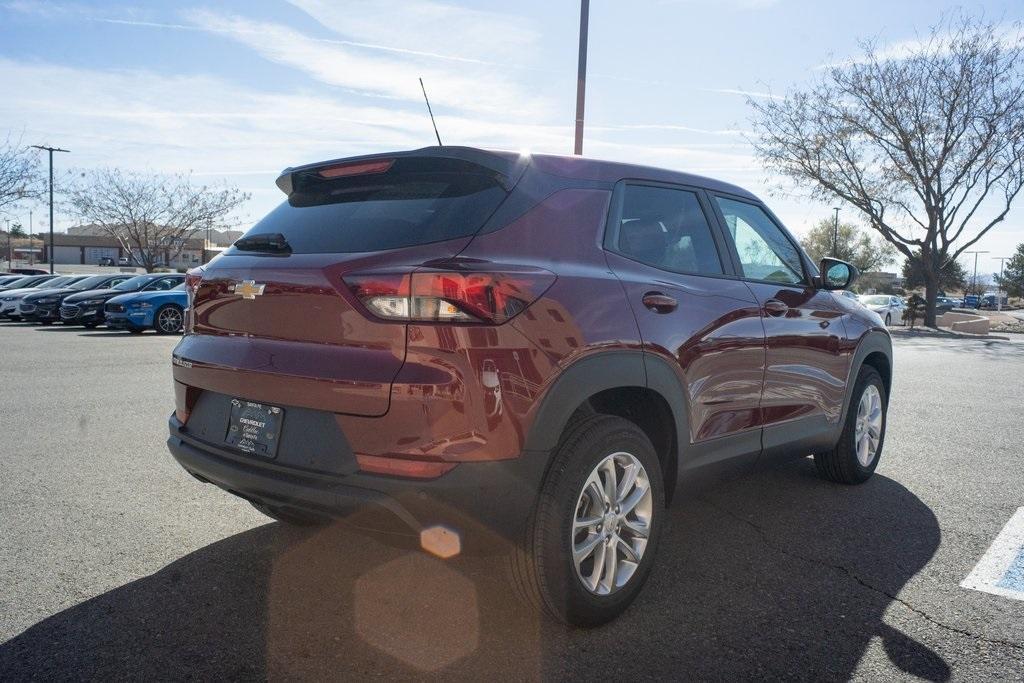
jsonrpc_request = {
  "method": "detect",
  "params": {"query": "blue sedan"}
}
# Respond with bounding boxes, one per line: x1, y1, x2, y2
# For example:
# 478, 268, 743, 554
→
105, 283, 187, 334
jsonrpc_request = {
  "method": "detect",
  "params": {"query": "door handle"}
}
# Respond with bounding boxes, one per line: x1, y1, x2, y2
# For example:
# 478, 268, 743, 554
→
763, 299, 789, 316
642, 292, 678, 313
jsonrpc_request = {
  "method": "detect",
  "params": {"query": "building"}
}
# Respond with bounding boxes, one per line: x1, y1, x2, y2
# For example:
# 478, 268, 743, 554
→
69, 223, 242, 248
40, 233, 205, 269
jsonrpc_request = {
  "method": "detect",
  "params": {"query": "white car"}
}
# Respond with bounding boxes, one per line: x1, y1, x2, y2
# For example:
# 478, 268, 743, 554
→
858, 294, 905, 326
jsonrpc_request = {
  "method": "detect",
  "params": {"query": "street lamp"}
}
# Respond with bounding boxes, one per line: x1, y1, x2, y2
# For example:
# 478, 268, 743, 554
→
573, 0, 590, 155
963, 250, 989, 302
832, 207, 840, 258
30, 145, 70, 274
994, 256, 1011, 312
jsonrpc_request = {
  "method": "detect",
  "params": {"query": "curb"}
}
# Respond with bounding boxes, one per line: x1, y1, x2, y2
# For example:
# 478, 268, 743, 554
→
888, 328, 1011, 342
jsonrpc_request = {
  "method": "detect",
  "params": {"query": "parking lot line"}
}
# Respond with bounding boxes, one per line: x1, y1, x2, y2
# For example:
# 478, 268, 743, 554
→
962, 507, 1024, 601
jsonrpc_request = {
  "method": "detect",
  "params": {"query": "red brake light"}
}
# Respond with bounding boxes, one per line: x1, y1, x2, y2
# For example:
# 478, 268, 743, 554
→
318, 159, 394, 179
343, 266, 554, 325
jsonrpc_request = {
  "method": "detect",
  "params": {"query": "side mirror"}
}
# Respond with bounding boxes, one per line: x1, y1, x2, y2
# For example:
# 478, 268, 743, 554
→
818, 258, 858, 290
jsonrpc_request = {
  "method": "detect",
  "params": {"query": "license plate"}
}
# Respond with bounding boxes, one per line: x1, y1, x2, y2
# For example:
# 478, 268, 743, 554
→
224, 399, 284, 458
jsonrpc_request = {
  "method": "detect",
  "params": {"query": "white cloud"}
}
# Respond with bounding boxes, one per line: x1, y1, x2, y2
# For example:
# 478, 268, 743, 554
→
658, 0, 781, 9
701, 88, 784, 101
285, 0, 540, 65
181, 8, 549, 119
817, 23, 1024, 69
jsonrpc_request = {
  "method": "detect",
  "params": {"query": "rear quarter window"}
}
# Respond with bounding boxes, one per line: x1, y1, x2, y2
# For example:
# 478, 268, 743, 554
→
236, 157, 508, 254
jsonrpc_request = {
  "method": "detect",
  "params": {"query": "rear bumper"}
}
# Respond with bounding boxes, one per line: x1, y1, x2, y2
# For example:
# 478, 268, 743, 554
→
167, 414, 548, 548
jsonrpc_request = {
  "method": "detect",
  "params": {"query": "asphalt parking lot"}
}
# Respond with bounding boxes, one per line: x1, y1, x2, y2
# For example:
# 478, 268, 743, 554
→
1, 323, 1022, 681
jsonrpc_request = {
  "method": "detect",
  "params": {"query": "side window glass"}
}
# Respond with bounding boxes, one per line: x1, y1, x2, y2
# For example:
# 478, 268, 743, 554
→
611, 185, 723, 276
714, 197, 804, 285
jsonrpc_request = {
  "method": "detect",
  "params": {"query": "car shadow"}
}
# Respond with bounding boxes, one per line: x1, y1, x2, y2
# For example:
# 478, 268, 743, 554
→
30, 325, 86, 332
0, 459, 946, 680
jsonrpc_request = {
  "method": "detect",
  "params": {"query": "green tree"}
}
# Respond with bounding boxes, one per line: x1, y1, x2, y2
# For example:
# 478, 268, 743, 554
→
799, 219, 896, 273
995, 243, 1024, 298
901, 251, 967, 291
8, 222, 26, 238
749, 16, 1024, 326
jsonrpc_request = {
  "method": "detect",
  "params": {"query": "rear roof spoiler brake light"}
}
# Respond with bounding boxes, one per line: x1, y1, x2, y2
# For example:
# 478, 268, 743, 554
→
274, 146, 531, 197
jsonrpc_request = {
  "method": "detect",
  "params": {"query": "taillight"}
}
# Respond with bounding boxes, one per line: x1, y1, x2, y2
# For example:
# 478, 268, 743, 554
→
318, 159, 394, 178
343, 266, 554, 325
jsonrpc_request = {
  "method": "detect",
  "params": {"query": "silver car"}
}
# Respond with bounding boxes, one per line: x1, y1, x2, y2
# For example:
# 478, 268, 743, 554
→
858, 294, 905, 326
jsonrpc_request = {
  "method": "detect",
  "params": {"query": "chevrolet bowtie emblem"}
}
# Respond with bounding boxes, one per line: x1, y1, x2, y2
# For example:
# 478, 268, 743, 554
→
232, 280, 266, 300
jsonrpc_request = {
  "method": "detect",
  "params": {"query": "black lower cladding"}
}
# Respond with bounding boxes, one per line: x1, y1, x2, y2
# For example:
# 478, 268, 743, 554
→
185, 389, 358, 476
167, 390, 550, 545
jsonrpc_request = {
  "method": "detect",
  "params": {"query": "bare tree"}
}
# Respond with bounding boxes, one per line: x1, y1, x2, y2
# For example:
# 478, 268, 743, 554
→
749, 16, 1024, 326
0, 135, 42, 215
64, 169, 249, 272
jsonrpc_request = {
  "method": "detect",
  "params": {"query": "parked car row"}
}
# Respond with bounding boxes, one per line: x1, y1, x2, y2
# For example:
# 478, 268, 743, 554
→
0, 272, 186, 333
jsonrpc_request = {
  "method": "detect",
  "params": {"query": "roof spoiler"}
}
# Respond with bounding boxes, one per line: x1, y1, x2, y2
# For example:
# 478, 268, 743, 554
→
274, 146, 531, 196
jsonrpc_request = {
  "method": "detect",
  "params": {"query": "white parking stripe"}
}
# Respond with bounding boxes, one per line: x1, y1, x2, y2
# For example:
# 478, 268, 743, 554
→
961, 507, 1024, 601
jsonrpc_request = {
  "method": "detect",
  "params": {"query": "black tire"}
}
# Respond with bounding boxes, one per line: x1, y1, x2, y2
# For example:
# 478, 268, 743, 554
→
884, 313, 891, 326
249, 501, 329, 527
514, 414, 665, 627
154, 304, 184, 334
814, 365, 887, 485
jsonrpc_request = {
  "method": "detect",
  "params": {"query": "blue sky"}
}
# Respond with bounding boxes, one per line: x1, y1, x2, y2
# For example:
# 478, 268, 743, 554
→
1, 0, 1022, 276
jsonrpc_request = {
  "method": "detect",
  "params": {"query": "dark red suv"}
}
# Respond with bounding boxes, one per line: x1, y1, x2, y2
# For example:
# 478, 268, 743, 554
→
167, 146, 892, 626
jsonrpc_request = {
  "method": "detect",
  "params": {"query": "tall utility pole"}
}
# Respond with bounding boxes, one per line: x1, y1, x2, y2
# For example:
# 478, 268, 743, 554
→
573, 0, 590, 156
832, 207, 840, 258
963, 250, 989, 300
994, 256, 1011, 312
31, 145, 70, 274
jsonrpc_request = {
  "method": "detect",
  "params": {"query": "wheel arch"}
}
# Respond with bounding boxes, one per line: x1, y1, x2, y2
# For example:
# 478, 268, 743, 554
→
836, 330, 893, 436
523, 351, 689, 506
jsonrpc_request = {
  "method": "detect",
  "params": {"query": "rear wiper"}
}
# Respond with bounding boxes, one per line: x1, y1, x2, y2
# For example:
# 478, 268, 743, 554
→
233, 232, 292, 254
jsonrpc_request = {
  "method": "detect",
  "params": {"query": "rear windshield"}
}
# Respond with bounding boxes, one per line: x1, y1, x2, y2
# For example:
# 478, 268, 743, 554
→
235, 157, 508, 254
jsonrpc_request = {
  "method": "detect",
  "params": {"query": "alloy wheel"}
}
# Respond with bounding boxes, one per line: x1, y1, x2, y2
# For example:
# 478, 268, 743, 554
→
571, 451, 653, 595
157, 307, 183, 333
854, 384, 883, 467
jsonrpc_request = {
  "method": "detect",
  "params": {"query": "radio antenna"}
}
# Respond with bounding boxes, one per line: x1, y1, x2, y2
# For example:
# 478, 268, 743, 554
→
419, 77, 443, 146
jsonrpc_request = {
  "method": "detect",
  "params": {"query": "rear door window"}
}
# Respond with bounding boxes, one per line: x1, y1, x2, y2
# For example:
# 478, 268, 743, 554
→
237, 157, 509, 254
606, 184, 724, 276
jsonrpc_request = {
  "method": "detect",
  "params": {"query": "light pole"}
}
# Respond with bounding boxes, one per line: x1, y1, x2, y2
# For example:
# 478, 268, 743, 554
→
573, 0, 590, 155
3, 218, 9, 268
963, 250, 989, 303
27, 210, 33, 265
832, 207, 840, 258
994, 256, 1011, 312
30, 145, 70, 274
